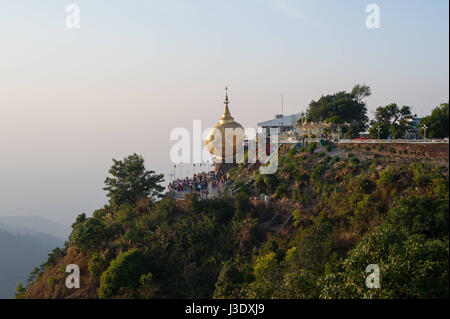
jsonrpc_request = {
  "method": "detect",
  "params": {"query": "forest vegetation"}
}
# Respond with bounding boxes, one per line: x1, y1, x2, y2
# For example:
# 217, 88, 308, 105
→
19, 92, 449, 299
20, 143, 449, 299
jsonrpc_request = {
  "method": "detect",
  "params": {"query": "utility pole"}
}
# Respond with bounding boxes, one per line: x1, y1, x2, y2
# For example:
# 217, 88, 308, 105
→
377, 126, 381, 141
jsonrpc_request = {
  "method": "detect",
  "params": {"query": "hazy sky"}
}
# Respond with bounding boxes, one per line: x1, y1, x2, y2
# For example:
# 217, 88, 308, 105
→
0, 0, 448, 224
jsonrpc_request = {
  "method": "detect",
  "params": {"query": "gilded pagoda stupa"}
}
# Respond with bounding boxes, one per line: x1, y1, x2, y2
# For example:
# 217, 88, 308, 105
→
205, 87, 244, 172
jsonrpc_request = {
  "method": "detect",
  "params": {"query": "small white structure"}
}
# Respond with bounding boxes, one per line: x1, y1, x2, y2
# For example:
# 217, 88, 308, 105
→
257, 113, 302, 134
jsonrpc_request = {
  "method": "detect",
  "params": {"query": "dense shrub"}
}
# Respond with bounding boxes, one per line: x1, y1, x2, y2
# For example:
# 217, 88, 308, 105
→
89, 251, 109, 279
69, 217, 106, 251
320, 193, 449, 299
98, 248, 148, 298
213, 258, 254, 299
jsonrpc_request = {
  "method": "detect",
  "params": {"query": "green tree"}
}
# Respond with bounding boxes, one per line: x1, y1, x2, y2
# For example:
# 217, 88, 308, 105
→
89, 251, 108, 279
27, 267, 40, 286
369, 103, 415, 139
98, 248, 149, 298
295, 215, 335, 272
248, 252, 281, 298
14, 282, 26, 299
104, 153, 164, 207
254, 173, 278, 195
138, 272, 158, 298
351, 84, 372, 103
320, 194, 449, 299
419, 103, 449, 138
278, 270, 319, 298
234, 192, 251, 221
306, 84, 370, 138
44, 247, 66, 268
69, 216, 106, 250
213, 258, 254, 298
321, 226, 448, 299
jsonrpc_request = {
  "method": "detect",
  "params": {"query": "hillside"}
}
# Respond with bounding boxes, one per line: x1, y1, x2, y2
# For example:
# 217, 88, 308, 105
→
22, 144, 449, 299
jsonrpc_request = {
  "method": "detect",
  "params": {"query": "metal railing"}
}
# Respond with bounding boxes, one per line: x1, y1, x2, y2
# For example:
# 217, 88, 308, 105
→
337, 138, 449, 144
274, 132, 449, 144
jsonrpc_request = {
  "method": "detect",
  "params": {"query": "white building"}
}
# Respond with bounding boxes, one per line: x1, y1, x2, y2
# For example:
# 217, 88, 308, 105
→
257, 113, 302, 134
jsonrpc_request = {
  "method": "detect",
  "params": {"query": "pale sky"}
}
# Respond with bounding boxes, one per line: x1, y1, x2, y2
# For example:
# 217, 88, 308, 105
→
0, 0, 448, 224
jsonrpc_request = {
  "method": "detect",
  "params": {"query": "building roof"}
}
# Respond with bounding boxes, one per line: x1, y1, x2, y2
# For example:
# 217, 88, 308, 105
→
257, 113, 301, 128
407, 117, 422, 128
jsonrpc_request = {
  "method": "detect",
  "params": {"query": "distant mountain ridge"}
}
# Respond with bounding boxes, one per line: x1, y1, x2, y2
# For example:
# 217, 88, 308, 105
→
0, 216, 71, 239
0, 222, 37, 235
0, 216, 70, 299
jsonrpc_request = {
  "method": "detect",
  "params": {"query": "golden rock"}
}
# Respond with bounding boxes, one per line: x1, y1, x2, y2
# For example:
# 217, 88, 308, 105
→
205, 87, 244, 162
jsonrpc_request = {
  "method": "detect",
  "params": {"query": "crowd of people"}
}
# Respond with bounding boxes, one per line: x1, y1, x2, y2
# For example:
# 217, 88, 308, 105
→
168, 171, 229, 199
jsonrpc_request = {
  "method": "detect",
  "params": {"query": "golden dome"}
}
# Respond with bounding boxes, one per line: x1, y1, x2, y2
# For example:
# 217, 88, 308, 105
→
205, 87, 244, 162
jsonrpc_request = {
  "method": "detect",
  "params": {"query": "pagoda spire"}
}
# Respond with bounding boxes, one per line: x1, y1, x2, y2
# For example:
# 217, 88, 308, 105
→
220, 86, 234, 124
224, 86, 230, 112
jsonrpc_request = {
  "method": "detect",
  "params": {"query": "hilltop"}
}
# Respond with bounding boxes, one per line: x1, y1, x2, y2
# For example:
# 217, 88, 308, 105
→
21, 143, 449, 299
